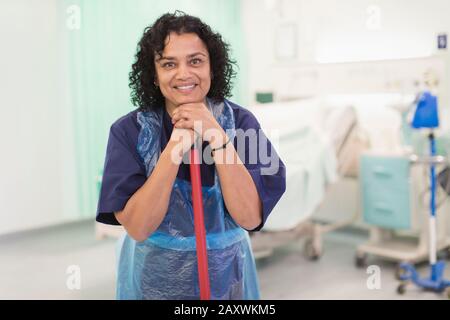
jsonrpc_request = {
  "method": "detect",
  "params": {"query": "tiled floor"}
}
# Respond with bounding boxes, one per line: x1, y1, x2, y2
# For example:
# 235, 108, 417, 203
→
0, 220, 448, 300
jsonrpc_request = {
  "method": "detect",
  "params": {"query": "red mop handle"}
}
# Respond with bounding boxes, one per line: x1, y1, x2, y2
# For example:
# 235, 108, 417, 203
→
189, 147, 210, 300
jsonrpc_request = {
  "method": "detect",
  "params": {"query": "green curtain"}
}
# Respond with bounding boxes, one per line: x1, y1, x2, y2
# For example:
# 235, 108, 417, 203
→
61, 0, 247, 218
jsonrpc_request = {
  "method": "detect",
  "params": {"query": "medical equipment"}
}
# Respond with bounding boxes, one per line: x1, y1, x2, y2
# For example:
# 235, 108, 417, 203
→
396, 92, 450, 298
356, 153, 450, 268
353, 91, 450, 298
189, 146, 211, 300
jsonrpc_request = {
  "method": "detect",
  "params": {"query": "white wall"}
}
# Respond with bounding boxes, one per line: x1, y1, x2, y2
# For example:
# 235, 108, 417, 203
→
0, 0, 77, 235
242, 0, 450, 104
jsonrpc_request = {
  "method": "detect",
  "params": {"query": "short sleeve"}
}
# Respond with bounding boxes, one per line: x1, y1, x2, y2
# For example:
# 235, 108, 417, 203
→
96, 121, 147, 225
233, 106, 286, 232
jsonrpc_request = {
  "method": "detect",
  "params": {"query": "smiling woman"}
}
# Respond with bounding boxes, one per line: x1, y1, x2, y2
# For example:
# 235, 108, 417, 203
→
128, 11, 236, 113
96, 11, 286, 300
154, 33, 212, 115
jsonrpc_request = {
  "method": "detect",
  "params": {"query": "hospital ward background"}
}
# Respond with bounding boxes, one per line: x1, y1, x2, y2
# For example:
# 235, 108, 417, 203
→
1, 0, 450, 300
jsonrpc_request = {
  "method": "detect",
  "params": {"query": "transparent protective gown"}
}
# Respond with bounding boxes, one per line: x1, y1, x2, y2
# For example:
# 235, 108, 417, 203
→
116, 100, 260, 300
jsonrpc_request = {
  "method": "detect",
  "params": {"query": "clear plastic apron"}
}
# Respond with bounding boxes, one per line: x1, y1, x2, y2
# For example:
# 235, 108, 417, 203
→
115, 100, 260, 300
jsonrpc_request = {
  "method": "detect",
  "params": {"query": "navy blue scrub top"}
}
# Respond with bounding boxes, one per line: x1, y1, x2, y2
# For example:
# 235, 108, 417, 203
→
96, 100, 286, 231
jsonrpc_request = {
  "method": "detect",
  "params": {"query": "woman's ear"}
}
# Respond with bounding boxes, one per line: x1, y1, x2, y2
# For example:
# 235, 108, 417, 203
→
154, 78, 159, 87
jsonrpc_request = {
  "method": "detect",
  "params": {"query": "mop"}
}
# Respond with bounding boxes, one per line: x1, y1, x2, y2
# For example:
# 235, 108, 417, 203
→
397, 91, 450, 298
189, 145, 211, 300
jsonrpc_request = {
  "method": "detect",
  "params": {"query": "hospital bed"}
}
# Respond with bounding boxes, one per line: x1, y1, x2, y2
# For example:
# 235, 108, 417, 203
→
248, 92, 433, 259
248, 55, 449, 260
248, 97, 363, 259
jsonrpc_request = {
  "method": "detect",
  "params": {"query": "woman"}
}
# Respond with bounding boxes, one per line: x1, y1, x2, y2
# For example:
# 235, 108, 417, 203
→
96, 11, 286, 300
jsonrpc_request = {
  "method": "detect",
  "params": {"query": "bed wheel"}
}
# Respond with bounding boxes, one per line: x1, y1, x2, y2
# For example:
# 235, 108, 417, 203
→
397, 283, 407, 295
304, 238, 321, 260
395, 264, 411, 281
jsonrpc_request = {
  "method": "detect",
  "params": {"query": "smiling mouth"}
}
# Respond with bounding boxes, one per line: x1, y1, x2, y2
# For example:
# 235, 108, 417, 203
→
174, 84, 197, 91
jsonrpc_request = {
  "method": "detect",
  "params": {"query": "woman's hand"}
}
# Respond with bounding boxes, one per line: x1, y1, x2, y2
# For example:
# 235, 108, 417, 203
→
171, 102, 263, 230
171, 102, 226, 145
168, 127, 198, 163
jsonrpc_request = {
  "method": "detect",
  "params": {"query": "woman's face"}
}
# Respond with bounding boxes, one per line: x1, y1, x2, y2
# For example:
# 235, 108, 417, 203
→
154, 32, 211, 111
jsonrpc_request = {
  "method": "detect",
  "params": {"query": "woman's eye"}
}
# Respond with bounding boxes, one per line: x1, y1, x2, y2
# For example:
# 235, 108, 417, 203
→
162, 62, 175, 68
190, 58, 202, 65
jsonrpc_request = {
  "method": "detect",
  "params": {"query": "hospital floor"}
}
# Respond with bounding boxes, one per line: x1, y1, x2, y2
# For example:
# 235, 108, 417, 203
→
0, 220, 448, 300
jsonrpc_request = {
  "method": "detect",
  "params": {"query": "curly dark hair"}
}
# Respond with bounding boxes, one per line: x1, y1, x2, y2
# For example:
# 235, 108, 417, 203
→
129, 11, 237, 111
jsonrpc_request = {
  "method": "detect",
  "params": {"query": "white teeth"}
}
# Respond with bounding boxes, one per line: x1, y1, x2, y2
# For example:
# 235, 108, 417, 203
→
176, 84, 195, 90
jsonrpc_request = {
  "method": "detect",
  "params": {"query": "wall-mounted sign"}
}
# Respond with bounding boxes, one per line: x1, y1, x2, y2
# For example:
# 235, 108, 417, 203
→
438, 33, 447, 50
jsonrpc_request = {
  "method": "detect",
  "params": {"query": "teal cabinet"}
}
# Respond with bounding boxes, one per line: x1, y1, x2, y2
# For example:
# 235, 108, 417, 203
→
361, 155, 411, 230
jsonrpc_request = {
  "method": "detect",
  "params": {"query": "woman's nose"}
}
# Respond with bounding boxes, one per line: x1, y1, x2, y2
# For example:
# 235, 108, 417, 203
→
175, 63, 191, 79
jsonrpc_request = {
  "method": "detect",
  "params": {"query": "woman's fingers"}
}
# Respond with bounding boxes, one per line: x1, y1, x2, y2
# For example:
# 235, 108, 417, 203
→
172, 103, 219, 142
174, 118, 194, 129
172, 109, 192, 123
172, 103, 207, 124
170, 127, 197, 156
174, 119, 203, 142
